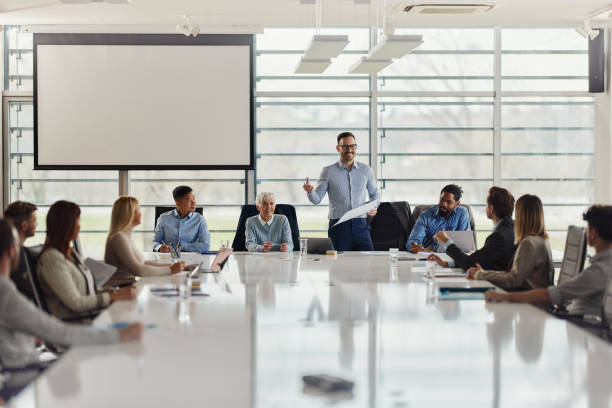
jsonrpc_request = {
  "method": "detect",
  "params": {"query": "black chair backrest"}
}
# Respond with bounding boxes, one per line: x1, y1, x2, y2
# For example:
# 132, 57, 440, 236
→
22, 245, 49, 312
231, 204, 301, 252
411, 204, 477, 247
369, 201, 412, 251
557, 226, 587, 286
154, 206, 203, 228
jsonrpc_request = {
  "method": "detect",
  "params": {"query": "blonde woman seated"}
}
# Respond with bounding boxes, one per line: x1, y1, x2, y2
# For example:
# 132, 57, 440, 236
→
467, 194, 553, 291
105, 196, 185, 286
37, 201, 137, 322
245, 192, 293, 252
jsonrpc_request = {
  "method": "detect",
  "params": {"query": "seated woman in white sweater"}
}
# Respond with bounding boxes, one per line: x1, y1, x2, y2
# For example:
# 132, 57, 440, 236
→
38, 201, 137, 322
105, 196, 185, 286
0, 219, 142, 402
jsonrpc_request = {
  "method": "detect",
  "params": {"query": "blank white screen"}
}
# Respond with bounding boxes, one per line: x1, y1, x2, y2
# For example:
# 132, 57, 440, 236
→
36, 44, 251, 168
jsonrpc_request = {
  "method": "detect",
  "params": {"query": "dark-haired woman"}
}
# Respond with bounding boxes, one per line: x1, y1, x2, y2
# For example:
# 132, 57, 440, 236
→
37, 200, 136, 322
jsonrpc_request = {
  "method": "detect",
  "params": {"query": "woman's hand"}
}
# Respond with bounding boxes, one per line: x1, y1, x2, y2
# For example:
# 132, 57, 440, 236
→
109, 285, 138, 301
119, 323, 144, 342
170, 261, 185, 274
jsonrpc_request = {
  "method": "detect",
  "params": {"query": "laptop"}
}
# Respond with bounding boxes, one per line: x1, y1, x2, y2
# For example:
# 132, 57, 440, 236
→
190, 248, 232, 276
305, 238, 335, 254
444, 231, 476, 253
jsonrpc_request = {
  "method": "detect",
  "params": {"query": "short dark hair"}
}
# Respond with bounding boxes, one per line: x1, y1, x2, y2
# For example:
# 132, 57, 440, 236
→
583, 205, 612, 242
440, 184, 463, 201
487, 187, 515, 219
4, 201, 37, 226
173, 186, 193, 201
0, 218, 16, 259
337, 131, 355, 144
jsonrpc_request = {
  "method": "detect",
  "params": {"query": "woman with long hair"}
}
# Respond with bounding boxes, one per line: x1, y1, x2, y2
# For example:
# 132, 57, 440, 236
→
37, 200, 136, 321
467, 194, 553, 290
104, 196, 184, 286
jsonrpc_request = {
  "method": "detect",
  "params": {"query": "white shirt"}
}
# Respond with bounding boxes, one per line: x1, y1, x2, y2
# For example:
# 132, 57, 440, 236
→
258, 214, 274, 226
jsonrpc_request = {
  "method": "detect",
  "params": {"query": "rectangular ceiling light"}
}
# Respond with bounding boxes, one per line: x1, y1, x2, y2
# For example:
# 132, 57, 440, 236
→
295, 58, 332, 74
403, 4, 495, 14
348, 57, 392, 74
303, 35, 350, 59
368, 34, 423, 60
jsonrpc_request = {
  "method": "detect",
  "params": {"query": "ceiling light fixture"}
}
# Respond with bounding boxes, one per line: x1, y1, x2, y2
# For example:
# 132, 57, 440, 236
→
295, 0, 349, 73
176, 15, 200, 37
349, 0, 423, 74
575, 19, 599, 40
367, 34, 423, 59
349, 57, 392, 74
303, 35, 350, 59
295, 58, 332, 74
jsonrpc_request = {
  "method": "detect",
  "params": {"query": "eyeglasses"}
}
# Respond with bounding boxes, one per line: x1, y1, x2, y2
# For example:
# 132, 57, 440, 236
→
339, 144, 357, 151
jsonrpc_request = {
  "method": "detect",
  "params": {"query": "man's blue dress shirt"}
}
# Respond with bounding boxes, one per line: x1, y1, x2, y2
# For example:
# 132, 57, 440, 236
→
406, 205, 470, 251
153, 209, 210, 252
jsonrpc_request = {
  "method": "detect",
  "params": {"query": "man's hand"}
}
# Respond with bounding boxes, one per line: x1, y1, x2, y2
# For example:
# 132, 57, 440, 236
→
409, 242, 425, 254
263, 241, 274, 252
434, 231, 450, 244
303, 177, 314, 193
466, 263, 484, 280
484, 289, 506, 303
427, 254, 448, 268
280, 243, 289, 252
159, 244, 172, 253
366, 207, 377, 217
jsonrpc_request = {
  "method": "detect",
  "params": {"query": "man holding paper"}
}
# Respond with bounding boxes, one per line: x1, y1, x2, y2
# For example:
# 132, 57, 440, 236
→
303, 132, 380, 251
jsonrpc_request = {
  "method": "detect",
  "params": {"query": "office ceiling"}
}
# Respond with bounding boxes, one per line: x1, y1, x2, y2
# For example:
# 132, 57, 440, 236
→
0, 0, 611, 28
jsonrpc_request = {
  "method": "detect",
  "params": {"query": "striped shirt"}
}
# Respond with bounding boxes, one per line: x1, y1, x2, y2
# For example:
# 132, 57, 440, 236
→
307, 161, 380, 220
245, 214, 294, 252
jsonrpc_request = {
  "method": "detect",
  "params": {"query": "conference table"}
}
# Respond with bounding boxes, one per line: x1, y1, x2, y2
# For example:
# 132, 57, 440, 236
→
9, 251, 612, 408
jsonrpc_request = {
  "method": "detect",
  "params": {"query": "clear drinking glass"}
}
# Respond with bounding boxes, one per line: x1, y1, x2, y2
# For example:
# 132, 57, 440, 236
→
389, 248, 399, 267
178, 274, 192, 300
299, 238, 308, 256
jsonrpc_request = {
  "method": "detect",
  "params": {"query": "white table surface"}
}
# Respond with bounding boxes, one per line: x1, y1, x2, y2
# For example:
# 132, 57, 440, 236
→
9, 252, 612, 408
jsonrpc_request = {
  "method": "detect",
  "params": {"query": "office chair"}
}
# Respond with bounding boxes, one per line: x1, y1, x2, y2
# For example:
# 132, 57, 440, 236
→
231, 204, 300, 252
548, 226, 587, 315
411, 204, 477, 248
154, 206, 203, 228
368, 201, 412, 251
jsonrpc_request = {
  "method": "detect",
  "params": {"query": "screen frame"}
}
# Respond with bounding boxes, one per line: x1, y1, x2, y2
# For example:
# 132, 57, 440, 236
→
33, 33, 255, 170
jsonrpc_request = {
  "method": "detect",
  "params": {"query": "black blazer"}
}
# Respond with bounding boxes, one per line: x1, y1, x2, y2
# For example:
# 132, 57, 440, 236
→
446, 217, 516, 271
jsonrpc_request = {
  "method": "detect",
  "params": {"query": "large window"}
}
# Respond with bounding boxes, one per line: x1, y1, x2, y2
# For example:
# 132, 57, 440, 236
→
3, 26, 594, 253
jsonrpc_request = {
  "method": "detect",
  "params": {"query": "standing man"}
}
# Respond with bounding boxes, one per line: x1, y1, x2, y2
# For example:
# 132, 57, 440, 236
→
153, 186, 210, 253
303, 132, 380, 251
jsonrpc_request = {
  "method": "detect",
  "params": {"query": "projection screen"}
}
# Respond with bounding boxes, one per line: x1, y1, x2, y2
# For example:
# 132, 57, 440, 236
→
34, 34, 254, 170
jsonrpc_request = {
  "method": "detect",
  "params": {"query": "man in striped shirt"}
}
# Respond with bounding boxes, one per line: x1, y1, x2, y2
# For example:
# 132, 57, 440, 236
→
303, 132, 380, 251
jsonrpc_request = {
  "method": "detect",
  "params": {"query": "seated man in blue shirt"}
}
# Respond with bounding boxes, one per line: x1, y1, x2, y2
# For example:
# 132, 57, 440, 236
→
245, 192, 293, 252
152, 186, 210, 253
406, 184, 470, 253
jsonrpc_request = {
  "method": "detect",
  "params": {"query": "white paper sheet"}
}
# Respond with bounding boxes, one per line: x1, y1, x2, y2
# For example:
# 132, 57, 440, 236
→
332, 200, 379, 228
84, 258, 117, 288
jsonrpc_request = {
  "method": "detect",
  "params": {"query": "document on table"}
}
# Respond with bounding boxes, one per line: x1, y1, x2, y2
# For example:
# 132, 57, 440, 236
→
84, 258, 117, 288
332, 200, 379, 228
